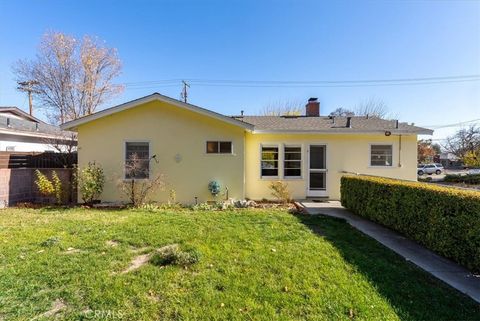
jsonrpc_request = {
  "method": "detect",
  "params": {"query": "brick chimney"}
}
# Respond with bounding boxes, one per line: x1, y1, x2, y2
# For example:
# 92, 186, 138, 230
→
305, 97, 320, 117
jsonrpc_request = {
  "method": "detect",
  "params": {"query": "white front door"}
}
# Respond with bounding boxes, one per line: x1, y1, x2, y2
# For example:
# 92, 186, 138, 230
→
307, 145, 327, 197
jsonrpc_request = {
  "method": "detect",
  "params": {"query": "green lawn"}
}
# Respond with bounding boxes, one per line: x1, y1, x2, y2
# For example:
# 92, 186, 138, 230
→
0, 208, 478, 320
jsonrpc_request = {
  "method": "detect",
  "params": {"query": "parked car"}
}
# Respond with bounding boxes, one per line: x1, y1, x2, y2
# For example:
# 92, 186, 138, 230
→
417, 163, 444, 175
468, 168, 480, 175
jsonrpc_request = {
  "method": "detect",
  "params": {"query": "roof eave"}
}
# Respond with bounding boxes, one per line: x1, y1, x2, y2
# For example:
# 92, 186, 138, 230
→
61, 93, 254, 131
252, 129, 433, 135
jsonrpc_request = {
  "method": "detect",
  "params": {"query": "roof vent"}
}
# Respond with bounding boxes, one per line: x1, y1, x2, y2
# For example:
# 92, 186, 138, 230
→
395, 120, 399, 129
6, 118, 11, 128
346, 117, 352, 128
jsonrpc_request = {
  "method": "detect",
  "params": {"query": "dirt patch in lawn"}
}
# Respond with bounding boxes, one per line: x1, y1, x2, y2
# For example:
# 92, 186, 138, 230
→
106, 240, 120, 247
33, 299, 66, 319
63, 247, 82, 254
120, 253, 152, 274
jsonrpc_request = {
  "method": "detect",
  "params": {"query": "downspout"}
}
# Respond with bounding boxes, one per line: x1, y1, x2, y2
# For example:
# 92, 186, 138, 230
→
398, 135, 402, 167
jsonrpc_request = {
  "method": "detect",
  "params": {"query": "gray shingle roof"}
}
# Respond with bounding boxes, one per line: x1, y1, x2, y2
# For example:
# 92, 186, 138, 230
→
0, 107, 72, 137
234, 116, 432, 135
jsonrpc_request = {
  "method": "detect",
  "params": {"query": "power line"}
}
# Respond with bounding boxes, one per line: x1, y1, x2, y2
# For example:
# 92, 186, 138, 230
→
120, 74, 480, 89
421, 118, 480, 129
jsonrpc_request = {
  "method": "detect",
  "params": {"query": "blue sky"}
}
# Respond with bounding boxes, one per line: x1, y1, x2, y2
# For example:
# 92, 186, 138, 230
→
0, 0, 479, 141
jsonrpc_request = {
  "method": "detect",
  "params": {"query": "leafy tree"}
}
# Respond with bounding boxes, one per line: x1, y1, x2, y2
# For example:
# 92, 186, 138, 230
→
13, 31, 123, 124
463, 150, 480, 167
417, 139, 440, 163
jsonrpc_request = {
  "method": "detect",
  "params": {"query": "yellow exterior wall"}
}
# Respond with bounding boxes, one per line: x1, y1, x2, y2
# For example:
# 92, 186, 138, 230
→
76, 100, 245, 204
244, 132, 418, 200
76, 99, 419, 203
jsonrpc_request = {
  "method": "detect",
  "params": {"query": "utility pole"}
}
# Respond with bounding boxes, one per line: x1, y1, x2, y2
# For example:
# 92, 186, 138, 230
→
17, 80, 40, 116
181, 80, 190, 103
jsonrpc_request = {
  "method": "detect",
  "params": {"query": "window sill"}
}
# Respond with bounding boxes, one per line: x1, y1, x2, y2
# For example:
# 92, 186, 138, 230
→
123, 178, 150, 181
260, 176, 280, 180
368, 165, 395, 169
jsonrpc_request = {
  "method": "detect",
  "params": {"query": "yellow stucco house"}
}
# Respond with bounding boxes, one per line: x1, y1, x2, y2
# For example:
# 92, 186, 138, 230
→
61, 93, 432, 204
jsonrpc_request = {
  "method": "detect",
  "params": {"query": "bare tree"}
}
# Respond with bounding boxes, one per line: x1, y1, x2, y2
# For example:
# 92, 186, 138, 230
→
443, 125, 480, 159
13, 31, 123, 124
117, 153, 166, 206
355, 97, 394, 119
329, 107, 355, 117
42, 132, 78, 167
260, 99, 304, 116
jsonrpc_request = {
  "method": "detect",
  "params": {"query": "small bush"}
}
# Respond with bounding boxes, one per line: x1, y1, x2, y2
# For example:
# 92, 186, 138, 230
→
150, 244, 200, 267
35, 170, 55, 196
40, 236, 60, 247
52, 172, 62, 204
269, 181, 291, 204
191, 202, 215, 211
35, 170, 62, 204
444, 174, 480, 185
78, 162, 105, 204
417, 176, 432, 182
341, 175, 480, 272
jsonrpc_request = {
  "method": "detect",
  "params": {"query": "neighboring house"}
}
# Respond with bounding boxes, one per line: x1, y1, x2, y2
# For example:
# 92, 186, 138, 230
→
61, 93, 432, 203
439, 152, 463, 169
0, 106, 76, 152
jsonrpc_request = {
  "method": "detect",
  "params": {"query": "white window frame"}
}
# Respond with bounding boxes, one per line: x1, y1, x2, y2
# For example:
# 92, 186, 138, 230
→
205, 141, 234, 155
369, 143, 394, 167
260, 144, 280, 179
124, 140, 151, 180
283, 145, 302, 179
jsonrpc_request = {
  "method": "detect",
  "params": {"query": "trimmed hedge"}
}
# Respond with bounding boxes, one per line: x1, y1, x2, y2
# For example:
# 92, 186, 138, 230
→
341, 175, 480, 272
444, 174, 480, 185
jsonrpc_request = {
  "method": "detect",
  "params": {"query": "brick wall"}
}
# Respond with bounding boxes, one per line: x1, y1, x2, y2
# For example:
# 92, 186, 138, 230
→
0, 168, 75, 207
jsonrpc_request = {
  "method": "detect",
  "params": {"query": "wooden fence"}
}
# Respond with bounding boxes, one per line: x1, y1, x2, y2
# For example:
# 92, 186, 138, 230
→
0, 152, 77, 169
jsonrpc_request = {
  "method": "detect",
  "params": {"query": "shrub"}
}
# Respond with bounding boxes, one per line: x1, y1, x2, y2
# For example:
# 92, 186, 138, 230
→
150, 244, 200, 267
52, 172, 62, 204
118, 154, 166, 207
417, 176, 432, 182
78, 162, 105, 204
444, 174, 480, 185
40, 236, 60, 247
35, 170, 63, 204
268, 181, 291, 203
35, 170, 54, 196
341, 175, 480, 272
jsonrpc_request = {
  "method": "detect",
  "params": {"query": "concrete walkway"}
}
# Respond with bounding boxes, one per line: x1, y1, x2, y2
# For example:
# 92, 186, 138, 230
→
299, 201, 480, 303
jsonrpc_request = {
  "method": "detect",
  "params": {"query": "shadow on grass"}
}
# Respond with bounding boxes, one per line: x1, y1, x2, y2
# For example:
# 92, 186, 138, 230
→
296, 214, 480, 321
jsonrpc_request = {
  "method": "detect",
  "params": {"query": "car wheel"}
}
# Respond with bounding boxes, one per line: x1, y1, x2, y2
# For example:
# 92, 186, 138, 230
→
418, 170, 424, 176
435, 170, 441, 175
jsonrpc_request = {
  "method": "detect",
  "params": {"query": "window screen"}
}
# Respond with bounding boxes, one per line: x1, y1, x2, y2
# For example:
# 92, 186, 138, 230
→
206, 141, 232, 154
370, 145, 393, 166
125, 142, 149, 179
284, 146, 301, 177
261, 146, 279, 176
